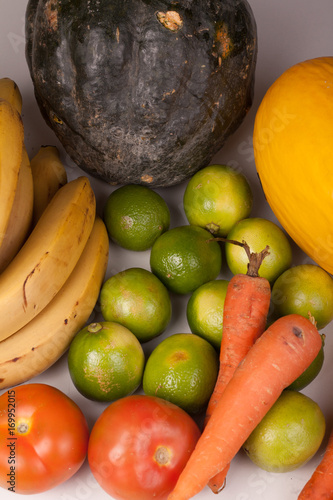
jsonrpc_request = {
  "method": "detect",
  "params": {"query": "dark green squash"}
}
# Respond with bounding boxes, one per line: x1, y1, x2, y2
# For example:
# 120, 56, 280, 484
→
26, 0, 257, 187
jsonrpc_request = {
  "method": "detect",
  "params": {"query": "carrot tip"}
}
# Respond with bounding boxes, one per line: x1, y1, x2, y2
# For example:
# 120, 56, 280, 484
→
209, 478, 227, 494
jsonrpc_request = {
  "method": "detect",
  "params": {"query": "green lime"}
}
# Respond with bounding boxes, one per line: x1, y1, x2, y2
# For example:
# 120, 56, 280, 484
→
225, 217, 293, 283
103, 184, 170, 251
287, 335, 325, 391
243, 390, 326, 473
142, 333, 219, 414
186, 279, 229, 349
150, 225, 222, 295
271, 264, 333, 329
99, 267, 172, 343
68, 321, 145, 402
183, 164, 253, 236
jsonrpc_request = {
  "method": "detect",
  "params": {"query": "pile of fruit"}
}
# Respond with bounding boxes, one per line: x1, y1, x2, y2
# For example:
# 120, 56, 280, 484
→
0, 54, 333, 500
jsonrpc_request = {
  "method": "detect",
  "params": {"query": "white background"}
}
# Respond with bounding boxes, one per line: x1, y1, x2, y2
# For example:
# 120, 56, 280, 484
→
1, 1, 333, 499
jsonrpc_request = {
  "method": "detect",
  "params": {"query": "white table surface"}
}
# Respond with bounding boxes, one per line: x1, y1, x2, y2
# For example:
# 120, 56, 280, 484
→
1, 1, 333, 499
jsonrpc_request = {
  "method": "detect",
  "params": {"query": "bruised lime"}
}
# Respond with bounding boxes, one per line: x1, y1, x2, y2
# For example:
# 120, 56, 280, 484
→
68, 321, 145, 402
243, 390, 326, 472
103, 184, 170, 251
142, 333, 219, 414
271, 264, 333, 329
150, 225, 222, 295
99, 267, 172, 343
183, 164, 253, 237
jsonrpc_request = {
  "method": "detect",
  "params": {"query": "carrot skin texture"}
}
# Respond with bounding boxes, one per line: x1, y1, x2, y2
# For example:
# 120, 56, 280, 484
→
298, 428, 333, 499
205, 273, 271, 493
205, 273, 271, 422
168, 314, 322, 500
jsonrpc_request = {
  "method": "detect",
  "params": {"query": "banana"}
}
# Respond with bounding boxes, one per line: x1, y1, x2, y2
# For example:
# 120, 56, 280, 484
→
0, 98, 24, 248
0, 79, 30, 269
0, 77, 22, 114
0, 146, 34, 272
0, 175, 96, 341
30, 145, 68, 224
0, 217, 109, 389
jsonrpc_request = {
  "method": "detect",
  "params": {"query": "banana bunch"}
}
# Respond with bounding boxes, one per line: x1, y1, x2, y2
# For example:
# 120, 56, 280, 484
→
0, 78, 110, 389
0, 217, 109, 389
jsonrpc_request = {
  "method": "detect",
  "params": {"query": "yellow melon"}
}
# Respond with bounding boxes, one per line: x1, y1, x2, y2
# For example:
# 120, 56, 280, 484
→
253, 57, 333, 274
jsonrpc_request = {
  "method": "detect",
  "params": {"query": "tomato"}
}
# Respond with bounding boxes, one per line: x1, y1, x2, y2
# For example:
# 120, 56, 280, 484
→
88, 394, 201, 500
0, 383, 89, 494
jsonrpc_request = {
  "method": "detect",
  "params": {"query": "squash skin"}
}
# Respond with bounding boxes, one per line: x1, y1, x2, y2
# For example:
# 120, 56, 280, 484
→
26, 0, 257, 187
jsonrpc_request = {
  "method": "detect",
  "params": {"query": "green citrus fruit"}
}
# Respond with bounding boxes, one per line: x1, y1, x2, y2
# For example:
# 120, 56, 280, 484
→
243, 390, 326, 473
186, 279, 229, 349
68, 321, 145, 402
225, 217, 293, 283
103, 184, 170, 251
150, 225, 222, 295
142, 333, 219, 414
287, 336, 325, 391
271, 264, 333, 329
183, 164, 253, 237
99, 267, 172, 343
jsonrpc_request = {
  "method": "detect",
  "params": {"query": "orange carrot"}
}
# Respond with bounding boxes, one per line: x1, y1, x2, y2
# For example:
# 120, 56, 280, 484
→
205, 241, 271, 493
167, 314, 322, 500
298, 427, 333, 499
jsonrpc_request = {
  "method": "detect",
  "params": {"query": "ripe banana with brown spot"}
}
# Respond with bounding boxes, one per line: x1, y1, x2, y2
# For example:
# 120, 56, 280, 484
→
0, 217, 109, 389
0, 147, 34, 272
0, 77, 22, 114
30, 145, 68, 224
0, 175, 96, 341
0, 98, 24, 248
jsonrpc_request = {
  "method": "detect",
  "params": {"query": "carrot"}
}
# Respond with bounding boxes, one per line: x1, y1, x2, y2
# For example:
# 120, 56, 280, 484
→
167, 314, 322, 500
204, 241, 271, 493
298, 427, 333, 499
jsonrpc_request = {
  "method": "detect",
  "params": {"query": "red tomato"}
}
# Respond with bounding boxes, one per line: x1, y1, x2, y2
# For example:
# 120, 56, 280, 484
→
88, 394, 201, 500
0, 383, 89, 494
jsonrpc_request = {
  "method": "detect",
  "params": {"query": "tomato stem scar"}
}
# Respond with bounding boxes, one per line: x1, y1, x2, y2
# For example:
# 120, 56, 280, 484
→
17, 421, 29, 434
154, 445, 172, 466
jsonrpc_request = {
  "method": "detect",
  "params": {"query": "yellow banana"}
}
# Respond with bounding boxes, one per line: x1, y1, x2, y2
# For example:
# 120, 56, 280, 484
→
0, 217, 109, 389
0, 98, 24, 248
0, 175, 96, 341
0, 146, 34, 272
0, 77, 22, 114
30, 145, 68, 224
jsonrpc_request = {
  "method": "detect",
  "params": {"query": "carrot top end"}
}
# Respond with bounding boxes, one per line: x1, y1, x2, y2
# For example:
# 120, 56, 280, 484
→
208, 237, 270, 277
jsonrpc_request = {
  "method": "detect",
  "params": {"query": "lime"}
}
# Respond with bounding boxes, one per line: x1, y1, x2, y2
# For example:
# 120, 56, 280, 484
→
142, 333, 219, 414
225, 217, 293, 283
186, 279, 229, 349
287, 337, 325, 391
99, 267, 172, 343
243, 390, 326, 473
68, 321, 145, 402
103, 184, 170, 251
150, 225, 222, 295
183, 164, 253, 236
271, 264, 333, 329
